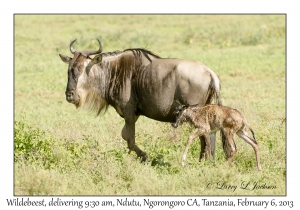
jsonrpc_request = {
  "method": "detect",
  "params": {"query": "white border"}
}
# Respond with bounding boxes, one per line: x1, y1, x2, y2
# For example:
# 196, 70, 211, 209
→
1, 1, 299, 209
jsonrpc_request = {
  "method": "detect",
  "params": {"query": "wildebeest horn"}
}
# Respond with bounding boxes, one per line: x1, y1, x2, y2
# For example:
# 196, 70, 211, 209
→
69, 39, 77, 54
69, 39, 103, 56
83, 39, 104, 56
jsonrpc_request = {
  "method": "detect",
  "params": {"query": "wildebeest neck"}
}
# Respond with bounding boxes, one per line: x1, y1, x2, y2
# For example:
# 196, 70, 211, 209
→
100, 51, 142, 106
83, 49, 158, 110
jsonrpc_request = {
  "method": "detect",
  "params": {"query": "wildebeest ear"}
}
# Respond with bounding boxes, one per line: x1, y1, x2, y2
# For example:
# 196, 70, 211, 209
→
91, 54, 102, 64
59, 54, 72, 64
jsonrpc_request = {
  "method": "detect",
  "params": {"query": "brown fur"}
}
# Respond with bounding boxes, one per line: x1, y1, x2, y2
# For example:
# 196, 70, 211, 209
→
172, 104, 261, 171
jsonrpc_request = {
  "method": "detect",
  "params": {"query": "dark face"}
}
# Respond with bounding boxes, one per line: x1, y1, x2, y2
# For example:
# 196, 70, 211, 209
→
59, 53, 87, 107
59, 52, 103, 107
171, 105, 187, 128
59, 38, 104, 107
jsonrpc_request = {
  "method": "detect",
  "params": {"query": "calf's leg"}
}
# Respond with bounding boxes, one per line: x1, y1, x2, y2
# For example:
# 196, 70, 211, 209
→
237, 130, 262, 171
199, 134, 211, 161
222, 129, 238, 165
199, 133, 215, 161
199, 135, 207, 161
183, 129, 205, 166
226, 137, 237, 165
210, 132, 216, 161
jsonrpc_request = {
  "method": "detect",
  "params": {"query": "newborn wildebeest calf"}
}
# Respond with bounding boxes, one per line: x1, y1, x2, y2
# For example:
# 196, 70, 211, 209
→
171, 104, 262, 171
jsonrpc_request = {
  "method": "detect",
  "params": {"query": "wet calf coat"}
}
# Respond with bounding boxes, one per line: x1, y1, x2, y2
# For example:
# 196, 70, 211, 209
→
172, 104, 262, 171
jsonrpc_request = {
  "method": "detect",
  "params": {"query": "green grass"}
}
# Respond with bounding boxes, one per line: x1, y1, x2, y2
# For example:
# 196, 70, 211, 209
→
14, 15, 285, 195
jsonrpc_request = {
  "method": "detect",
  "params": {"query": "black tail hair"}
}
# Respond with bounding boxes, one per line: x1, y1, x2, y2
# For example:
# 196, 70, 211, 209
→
205, 77, 222, 106
250, 128, 256, 140
249, 127, 258, 145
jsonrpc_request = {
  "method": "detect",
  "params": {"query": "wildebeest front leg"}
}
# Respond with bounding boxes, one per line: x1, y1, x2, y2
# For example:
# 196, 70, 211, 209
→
121, 119, 146, 161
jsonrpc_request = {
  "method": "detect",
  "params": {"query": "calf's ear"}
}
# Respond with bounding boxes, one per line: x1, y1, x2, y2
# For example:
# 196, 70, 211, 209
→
91, 54, 102, 64
59, 54, 72, 64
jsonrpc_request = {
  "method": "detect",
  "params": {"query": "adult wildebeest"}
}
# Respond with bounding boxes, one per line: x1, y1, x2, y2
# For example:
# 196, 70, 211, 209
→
172, 104, 262, 171
59, 38, 222, 161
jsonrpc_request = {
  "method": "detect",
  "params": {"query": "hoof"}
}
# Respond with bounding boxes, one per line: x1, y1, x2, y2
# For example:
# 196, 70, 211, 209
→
171, 123, 178, 128
258, 165, 262, 171
139, 152, 147, 162
199, 152, 206, 162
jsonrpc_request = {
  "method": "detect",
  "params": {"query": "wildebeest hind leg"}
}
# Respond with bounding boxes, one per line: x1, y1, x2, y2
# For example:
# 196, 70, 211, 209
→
121, 119, 146, 161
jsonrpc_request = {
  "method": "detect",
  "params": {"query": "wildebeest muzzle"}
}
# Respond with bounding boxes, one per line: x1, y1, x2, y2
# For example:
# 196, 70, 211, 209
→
66, 78, 80, 104
65, 90, 78, 104
65, 65, 80, 104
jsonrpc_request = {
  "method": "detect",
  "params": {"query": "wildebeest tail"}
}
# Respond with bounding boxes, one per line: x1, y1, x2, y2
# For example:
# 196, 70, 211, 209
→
248, 127, 258, 145
244, 119, 258, 144
250, 128, 256, 140
205, 69, 222, 106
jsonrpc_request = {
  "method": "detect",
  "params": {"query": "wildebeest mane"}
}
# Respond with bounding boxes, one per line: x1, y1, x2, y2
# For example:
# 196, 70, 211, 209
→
124, 48, 161, 62
102, 48, 160, 62
84, 89, 109, 117
102, 51, 123, 57
93, 48, 160, 110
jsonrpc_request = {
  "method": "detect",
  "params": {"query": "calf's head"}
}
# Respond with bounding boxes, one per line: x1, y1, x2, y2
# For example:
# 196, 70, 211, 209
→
171, 104, 189, 128
59, 39, 104, 107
